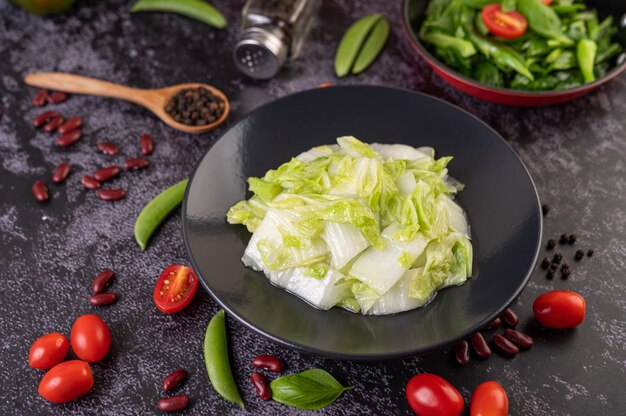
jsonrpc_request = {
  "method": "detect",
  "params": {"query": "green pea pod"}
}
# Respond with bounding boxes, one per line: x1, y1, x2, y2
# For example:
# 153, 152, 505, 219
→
134, 179, 188, 251
131, 0, 227, 29
421, 32, 477, 58
352, 18, 390, 75
577, 39, 597, 83
517, 0, 572, 45
595, 43, 622, 64
204, 310, 244, 407
468, 29, 534, 80
334, 13, 383, 77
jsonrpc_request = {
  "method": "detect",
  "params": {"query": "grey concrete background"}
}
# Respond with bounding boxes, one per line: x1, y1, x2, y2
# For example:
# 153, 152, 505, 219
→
1, 0, 625, 414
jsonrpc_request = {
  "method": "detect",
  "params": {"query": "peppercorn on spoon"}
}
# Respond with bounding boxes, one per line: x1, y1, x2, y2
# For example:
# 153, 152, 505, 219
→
24, 72, 229, 134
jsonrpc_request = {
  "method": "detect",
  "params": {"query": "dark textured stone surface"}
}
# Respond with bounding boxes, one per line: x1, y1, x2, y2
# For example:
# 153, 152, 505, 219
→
0, 0, 625, 415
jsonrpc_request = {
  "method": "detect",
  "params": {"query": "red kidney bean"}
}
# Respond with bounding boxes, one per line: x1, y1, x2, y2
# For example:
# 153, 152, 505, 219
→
93, 165, 120, 182
157, 395, 189, 412
140, 134, 154, 155
43, 115, 65, 132
124, 158, 149, 171
52, 162, 71, 183
501, 308, 519, 327
98, 188, 125, 201
162, 369, 188, 392
97, 142, 119, 156
32, 180, 49, 202
492, 334, 519, 357
57, 116, 83, 134
89, 292, 118, 306
250, 372, 271, 401
47, 92, 69, 104
56, 129, 82, 147
454, 340, 470, 366
32, 89, 49, 107
503, 328, 534, 349
252, 354, 283, 372
33, 111, 60, 127
470, 332, 491, 358
485, 317, 502, 330
92, 269, 114, 293
81, 175, 101, 190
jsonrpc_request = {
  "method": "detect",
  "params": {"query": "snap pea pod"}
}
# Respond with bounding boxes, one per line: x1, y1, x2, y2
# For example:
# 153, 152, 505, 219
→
131, 0, 226, 29
468, 29, 534, 80
134, 178, 188, 251
577, 39, 597, 82
552, 4, 585, 15
334, 13, 383, 77
517, 0, 572, 45
352, 17, 390, 74
204, 310, 244, 407
595, 43, 622, 64
421, 32, 477, 58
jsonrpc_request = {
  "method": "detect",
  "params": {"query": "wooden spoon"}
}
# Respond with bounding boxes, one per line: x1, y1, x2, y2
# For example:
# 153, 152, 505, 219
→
24, 72, 229, 134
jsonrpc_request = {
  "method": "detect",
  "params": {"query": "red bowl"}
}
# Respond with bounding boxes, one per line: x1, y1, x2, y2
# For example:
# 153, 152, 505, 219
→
402, 0, 626, 106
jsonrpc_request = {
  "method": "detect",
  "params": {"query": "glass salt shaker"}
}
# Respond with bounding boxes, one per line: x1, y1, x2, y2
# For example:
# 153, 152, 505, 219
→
234, 0, 321, 80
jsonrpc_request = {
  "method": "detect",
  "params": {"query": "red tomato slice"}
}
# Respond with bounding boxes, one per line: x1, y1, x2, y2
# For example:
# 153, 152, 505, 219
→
470, 381, 509, 416
153, 265, 199, 314
482, 4, 528, 39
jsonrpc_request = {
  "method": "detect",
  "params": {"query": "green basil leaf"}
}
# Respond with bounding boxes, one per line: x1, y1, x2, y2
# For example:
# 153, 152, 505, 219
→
270, 368, 352, 410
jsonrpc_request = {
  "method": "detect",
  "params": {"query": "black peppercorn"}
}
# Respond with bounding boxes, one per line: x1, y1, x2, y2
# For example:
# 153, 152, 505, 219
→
587, 249, 594, 257
575, 250, 584, 260
552, 253, 562, 263
541, 257, 551, 269
547, 270, 554, 279
568, 234, 577, 244
542, 204, 549, 216
165, 87, 225, 126
561, 268, 571, 278
549, 262, 558, 271
547, 239, 557, 249
559, 233, 569, 244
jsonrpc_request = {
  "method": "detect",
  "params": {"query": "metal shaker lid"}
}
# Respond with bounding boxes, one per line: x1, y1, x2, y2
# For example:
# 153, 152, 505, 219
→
233, 27, 288, 80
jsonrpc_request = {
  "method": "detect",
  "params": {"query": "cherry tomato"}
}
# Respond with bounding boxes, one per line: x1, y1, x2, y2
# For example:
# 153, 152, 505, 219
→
542, 0, 553, 4
70, 314, 111, 362
406, 373, 464, 416
29, 332, 69, 369
482, 4, 528, 39
470, 381, 509, 416
153, 265, 199, 314
533, 290, 586, 329
38, 360, 93, 403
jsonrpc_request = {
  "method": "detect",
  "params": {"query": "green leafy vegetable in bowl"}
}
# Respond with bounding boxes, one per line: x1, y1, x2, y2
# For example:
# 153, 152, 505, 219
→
419, 0, 623, 90
227, 137, 473, 315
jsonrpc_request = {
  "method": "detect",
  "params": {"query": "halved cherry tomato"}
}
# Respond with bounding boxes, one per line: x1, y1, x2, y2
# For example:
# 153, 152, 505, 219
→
29, 332, 69, 369
38, 360, 93, 403
153, 265, 199, 314
482, 4, 528, 39
470, 381, 509, 416
70, 314, 111, 362
533, 290, 586, 329
406, 373, 464, 416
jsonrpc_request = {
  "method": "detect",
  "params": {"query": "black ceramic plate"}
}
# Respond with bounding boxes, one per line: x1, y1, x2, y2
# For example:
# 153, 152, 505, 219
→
182, 86, 542, 360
